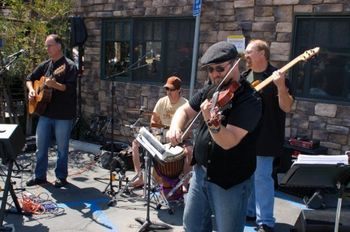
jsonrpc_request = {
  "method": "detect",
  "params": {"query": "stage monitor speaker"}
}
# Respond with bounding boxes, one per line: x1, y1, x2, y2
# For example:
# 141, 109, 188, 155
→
293, 209, 350, 232
0, 124, 25, 162
70, 16, 88, 47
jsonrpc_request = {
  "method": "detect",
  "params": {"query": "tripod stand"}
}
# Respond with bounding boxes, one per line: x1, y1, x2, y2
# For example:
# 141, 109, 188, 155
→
0, 159, 30, 231
135, 150, 172, 232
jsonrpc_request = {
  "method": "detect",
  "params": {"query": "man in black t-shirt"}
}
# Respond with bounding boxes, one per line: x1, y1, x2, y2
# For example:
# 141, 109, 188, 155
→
26, 34, 77, 188
244, 39, 294, 232
167, 41, 263, 232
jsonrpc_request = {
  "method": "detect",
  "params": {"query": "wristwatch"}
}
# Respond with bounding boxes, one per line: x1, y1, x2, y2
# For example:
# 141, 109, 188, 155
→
209, 125, 221, 134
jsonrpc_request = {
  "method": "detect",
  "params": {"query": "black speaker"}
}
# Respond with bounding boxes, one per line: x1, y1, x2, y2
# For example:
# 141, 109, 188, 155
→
0, 124, 25, 162
293, 209, 350, 232
70, 16, 88, 47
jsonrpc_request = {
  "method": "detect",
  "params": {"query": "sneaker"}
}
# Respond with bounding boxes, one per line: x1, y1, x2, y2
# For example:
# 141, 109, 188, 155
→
257, 224, 274, 232
26, 178, 47, 187
54, 178, 68, 188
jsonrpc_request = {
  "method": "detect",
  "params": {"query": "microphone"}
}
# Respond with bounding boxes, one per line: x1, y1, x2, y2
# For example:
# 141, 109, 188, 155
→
139, 105, 146, 114
7, 49, 26, 59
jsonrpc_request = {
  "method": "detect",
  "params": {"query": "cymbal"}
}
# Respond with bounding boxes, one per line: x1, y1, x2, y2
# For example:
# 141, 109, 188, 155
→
126, 108, 153, 116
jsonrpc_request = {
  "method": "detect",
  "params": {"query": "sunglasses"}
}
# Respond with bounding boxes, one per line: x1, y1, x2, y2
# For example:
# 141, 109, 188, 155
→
165, 87, 177, 92
207, 62, 231, 73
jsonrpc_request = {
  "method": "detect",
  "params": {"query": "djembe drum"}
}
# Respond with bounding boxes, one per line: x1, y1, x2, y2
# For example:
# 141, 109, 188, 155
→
150, 128, 185, 200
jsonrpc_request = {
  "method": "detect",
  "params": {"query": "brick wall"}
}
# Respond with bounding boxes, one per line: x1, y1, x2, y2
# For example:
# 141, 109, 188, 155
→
73, 0, 350, 154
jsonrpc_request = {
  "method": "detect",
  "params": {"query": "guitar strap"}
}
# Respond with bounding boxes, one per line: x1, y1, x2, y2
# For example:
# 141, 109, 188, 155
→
45, 60, 54, 77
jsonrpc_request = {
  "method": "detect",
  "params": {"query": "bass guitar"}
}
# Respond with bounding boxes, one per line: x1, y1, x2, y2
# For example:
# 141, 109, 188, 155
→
28, 64, 65, 115
252, 47, 320, 90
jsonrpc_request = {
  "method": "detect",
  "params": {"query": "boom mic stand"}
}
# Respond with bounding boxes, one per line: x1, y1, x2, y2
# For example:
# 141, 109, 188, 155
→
103, 82, 118, 207
102, 51, 153, 207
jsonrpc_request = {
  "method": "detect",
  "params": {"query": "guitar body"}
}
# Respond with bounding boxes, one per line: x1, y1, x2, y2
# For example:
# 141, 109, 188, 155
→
28, 64, 65, 115
28, 76, 53, 115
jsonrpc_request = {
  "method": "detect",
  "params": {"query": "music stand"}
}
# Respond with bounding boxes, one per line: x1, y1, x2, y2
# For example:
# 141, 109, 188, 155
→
134, 131, 172, 232
280, 164, 350, 232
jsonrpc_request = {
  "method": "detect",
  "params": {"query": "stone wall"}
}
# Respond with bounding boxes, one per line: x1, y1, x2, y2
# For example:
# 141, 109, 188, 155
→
73, 0, 350, 154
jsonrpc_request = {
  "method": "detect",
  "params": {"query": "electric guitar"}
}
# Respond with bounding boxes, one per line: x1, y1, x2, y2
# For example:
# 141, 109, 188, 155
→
28, 64, 66, 115
251, 47, 320, 91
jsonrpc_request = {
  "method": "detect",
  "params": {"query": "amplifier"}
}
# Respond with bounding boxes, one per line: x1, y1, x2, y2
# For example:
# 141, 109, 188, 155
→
289, 137, 320, 150
0, 124, 25, 162
293, 209, 350, 232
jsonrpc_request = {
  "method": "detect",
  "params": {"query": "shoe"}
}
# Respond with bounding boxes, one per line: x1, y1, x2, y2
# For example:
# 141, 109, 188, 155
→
54, 178, 68, 188
246, 215, 256, 222
26, 178, 47, 186
257, 224, 274, 232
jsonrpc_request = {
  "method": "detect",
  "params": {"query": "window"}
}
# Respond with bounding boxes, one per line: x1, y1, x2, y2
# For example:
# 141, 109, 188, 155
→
101, 18, 195, 86
291, 15, 350, 104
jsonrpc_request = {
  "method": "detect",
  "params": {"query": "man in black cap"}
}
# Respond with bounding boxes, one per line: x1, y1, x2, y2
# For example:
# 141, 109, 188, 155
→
167, 41, 263, 232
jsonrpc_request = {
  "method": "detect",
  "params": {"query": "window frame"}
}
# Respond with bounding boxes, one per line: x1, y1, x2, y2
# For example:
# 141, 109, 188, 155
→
291, 13, 350, 105
100, 17, 195, 86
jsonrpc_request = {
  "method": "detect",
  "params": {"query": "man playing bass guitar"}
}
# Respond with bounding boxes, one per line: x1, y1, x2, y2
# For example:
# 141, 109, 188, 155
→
244, 39, 294, 232
26, 34, 77, 188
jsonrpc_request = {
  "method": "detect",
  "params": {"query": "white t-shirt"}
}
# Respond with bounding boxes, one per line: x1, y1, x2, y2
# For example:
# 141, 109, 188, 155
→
153, 96, 188, 127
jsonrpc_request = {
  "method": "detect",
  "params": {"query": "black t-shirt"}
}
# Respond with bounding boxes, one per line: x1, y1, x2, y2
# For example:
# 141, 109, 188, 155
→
242, 63, 293, 157
189, 80, 262, 189
26, 56, 77, 120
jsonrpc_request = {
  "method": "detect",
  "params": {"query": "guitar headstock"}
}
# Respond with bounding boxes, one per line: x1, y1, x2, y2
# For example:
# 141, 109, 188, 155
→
53, 64, 66, 76
299, 47, 320, 62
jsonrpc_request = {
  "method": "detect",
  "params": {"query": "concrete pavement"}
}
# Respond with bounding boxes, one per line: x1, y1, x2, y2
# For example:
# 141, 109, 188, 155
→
0, 140, 348, 232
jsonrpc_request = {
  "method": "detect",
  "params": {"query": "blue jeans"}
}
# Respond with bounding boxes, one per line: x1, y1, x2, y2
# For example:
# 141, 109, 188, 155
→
183, 165, 252, 232
35, 116, 73, 180
247, 156, 275, 227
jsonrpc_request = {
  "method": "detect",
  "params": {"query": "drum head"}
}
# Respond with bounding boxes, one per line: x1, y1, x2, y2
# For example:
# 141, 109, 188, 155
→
163, 143, 184, 162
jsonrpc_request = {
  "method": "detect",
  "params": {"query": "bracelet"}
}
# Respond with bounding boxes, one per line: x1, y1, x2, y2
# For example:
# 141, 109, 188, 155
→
209, 125, 221, 134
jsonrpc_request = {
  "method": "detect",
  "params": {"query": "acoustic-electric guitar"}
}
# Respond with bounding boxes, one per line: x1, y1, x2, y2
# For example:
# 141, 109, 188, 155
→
28, 64, 65, 115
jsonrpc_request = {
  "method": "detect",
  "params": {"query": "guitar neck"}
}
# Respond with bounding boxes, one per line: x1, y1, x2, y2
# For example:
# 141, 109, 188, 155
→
254, 57, 301, 92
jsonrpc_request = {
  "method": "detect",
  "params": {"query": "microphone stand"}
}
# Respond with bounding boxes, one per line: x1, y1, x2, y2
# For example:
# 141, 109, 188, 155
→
0, 54, 23, 125
102, 51, 154, 206
0, 56, 21, 75
95, 78, 118, 207
106, 50, 154, 79
104, 82, 118, 207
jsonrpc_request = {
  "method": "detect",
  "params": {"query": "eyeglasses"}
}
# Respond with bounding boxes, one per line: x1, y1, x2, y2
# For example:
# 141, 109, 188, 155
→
45, 43, 57, 48
207, 62, 231, 73
165, 87, 177, 92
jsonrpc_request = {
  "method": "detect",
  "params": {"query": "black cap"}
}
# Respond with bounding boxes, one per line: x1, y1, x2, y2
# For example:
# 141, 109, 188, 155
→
200, 41, 238, 66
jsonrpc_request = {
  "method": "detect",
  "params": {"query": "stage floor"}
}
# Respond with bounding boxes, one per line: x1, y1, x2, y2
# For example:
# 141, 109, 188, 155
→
1, 140, 349, 232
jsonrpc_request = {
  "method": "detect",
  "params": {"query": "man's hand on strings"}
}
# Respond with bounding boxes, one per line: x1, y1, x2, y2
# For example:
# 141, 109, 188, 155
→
28, 89, 36, 100
201, 99, 221, 125
200, 99, 212, 122
272, 70, 286, 89
45, 77, 56, 88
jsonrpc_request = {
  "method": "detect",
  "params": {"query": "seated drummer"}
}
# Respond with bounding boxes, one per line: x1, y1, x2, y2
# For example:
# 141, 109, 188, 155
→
131, 76, 193, 190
